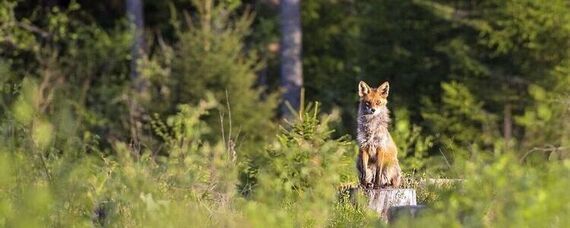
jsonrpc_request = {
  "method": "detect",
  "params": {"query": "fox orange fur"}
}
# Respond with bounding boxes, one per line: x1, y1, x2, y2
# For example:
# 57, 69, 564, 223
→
356, 81, 402, 189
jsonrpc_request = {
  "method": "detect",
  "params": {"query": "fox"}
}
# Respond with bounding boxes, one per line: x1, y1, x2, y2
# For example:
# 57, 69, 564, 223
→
356, 81, 402, 189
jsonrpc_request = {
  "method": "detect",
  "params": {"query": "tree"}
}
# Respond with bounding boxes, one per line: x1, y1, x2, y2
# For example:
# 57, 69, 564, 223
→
169, 0, 278, 150
279, 0, 303, 118
126, 0, 144, 81
126, 0, 146, 154
418, 0, 570, 158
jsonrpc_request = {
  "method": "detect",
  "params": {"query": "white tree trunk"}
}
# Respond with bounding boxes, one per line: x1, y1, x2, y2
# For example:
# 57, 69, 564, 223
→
279, 0, 303, 117
126, 0, 144, 81
126, 0, 145, 156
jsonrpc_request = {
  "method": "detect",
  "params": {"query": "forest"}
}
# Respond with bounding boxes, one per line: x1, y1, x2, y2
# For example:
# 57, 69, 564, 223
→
0, 0, 569, 227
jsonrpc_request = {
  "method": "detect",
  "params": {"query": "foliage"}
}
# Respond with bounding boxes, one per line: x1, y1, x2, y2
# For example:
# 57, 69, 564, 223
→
169, 0, 278, 147
418, 0, 570, 160
516, 62, 570, 162
1, 92, 239, 227
396, 156, 570, 227
391, 109, 439, 173
245, 103, 357, 226
0, 99, 376, 227
422, 81, 501, 163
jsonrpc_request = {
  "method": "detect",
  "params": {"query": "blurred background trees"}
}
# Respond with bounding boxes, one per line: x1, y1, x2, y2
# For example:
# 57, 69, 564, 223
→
0, 0, 567, 179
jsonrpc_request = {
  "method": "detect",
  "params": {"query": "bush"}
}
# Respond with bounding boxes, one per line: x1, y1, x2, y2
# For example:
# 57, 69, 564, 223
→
396, 155, 570, 227
243, 103, 368, 226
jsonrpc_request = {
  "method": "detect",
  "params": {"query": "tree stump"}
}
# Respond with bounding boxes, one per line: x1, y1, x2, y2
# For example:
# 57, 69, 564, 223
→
388, 205, 427, 223
364, 188, 417, 221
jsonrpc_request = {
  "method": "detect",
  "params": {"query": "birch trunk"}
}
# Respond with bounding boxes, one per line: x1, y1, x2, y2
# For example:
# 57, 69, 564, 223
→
126, 0, 144, 81
279, 0, 303, 117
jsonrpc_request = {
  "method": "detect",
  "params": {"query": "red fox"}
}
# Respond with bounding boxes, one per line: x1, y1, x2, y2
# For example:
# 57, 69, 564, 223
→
356, 81, 402, 189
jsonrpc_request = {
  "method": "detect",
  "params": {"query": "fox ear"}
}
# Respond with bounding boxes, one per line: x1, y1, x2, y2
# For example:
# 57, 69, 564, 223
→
358, 81, 371, 97
378, 81, 389, 97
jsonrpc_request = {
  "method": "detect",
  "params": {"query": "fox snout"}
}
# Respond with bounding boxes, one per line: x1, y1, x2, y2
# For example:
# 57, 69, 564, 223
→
361, 102, 377, 115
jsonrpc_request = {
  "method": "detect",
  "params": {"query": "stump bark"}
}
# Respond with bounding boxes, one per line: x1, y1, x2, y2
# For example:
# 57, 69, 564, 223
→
388, 205, 427, 223
364, 188, 417, 221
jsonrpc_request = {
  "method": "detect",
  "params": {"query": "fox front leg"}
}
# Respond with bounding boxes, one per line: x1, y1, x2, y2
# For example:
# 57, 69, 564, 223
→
391, 172, 402, 188
358, 150, 372, 188
380, 164, 402, 188
373, 167, 383, 188
374, 165, 386, 189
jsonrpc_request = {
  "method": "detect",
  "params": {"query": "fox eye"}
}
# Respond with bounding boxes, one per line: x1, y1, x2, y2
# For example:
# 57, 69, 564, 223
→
364, 101, 371, 106
376, 101, 381, 105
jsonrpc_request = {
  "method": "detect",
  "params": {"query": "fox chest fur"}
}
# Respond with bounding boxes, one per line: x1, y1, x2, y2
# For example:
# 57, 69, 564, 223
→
357, 106, 397, 165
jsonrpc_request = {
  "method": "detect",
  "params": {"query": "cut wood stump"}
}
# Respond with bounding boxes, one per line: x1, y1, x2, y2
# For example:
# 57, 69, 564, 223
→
388, 205, 427, 223
365, 188, 417, 221
341, 186, 420, 222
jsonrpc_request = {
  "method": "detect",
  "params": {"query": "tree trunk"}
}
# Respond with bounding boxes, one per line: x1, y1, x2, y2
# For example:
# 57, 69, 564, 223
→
126, 0, 145, 157
126, 0, 144, 81
503, 103, 512, 150
279, 0, 303, 118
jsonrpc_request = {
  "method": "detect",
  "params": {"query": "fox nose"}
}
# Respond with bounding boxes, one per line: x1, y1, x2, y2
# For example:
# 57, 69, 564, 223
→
370, 108, 376, 113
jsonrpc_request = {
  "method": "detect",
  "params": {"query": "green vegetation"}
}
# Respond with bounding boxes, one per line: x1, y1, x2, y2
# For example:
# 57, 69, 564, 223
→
1, 0, 569, 227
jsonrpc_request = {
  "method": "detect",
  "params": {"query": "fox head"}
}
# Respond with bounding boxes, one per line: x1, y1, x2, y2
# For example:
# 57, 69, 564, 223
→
358, 81, 390, 116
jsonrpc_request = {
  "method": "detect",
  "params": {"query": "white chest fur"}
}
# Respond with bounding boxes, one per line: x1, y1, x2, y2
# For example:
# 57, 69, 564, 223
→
357, 107, 391, 156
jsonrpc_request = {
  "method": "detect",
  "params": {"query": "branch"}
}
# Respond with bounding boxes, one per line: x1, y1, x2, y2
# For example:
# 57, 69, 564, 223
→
17, 22, 52, 39
519, 145, 568, 163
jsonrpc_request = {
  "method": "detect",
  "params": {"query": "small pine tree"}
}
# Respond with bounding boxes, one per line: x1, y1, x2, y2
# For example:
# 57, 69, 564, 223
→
244, 103, 360, 227
422, 81, 500, 162
170, 0, 278, 149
